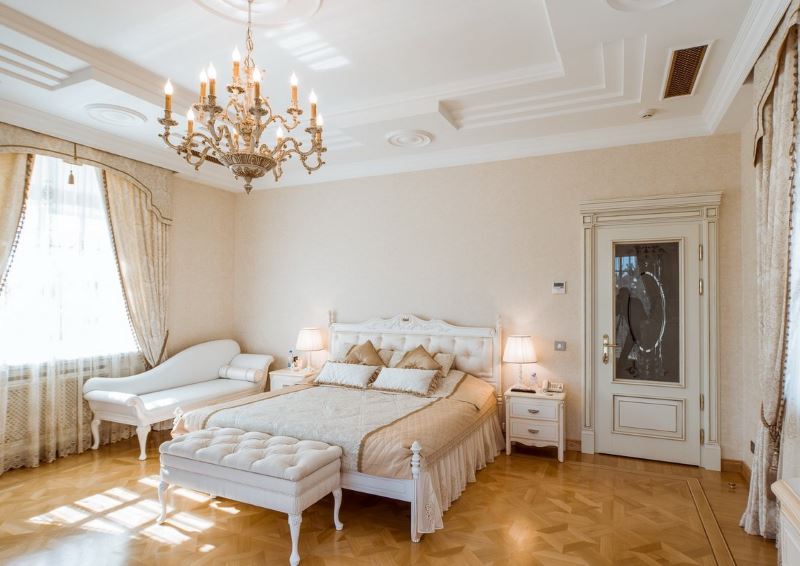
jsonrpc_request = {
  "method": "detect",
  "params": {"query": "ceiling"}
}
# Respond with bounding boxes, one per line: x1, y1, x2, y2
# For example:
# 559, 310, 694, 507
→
0, 0, 787, 192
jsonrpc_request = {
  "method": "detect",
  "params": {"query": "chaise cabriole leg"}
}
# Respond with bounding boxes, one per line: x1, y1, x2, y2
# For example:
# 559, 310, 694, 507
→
157, 480, 169, 523
288, 513, 302, 566
136, 425, 150, 461
333, 488, 343, 531
90, 417, 101, 450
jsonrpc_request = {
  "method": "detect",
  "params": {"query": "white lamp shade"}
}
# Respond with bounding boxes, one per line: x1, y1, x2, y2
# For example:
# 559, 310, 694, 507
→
295, 327, 324, 352
502, 335, 537, 364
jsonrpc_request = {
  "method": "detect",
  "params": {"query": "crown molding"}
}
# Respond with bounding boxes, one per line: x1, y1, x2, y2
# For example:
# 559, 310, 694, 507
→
703, 0, 792, 132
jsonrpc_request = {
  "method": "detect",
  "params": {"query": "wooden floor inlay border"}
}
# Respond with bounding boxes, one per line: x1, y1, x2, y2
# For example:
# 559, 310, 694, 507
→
688, 478, 736, 566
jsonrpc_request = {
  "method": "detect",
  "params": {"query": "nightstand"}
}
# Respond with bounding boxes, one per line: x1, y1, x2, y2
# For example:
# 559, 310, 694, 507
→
268, 367, 317, 391
504, 388, 566, 462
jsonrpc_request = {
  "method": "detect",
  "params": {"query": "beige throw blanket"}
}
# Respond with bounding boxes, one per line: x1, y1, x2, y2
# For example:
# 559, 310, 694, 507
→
172, 372, 496, 478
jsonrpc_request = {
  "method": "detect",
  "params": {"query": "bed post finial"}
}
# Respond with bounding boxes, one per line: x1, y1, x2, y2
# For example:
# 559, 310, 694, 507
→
328, 309, 336, 326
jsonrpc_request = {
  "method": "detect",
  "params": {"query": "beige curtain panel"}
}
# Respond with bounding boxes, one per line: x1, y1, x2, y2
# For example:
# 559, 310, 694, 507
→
104, 170, 170, 368
0, 153, 33, 294
741, 0, 799, 540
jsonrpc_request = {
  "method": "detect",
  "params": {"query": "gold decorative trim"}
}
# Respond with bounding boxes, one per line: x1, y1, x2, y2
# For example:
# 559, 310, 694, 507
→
0, 153, 34, 295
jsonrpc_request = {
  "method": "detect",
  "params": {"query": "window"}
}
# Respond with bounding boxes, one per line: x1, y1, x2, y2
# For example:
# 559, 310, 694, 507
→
0, 155, 137, 364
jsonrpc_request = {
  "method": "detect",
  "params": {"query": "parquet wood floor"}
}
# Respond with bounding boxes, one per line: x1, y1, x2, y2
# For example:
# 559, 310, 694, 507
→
0, 431, 777, 565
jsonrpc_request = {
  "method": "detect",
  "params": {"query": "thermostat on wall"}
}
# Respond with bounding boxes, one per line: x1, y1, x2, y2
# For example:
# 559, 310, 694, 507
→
552, 281, 566, 294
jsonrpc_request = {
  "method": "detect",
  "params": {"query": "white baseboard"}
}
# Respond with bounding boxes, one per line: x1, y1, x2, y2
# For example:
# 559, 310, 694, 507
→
581, 430, 595, 454
701, 444, 722, 471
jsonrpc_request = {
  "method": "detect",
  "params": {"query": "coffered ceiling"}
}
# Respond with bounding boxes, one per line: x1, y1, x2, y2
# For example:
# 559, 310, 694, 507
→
0, 1, 789, 191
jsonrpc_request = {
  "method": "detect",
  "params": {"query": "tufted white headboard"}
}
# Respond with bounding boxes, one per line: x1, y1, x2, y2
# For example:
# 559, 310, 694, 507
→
328, 312, 502, 399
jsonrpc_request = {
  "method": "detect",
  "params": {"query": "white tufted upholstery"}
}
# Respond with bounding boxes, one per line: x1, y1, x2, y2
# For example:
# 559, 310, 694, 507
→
158, 428, 344, 565
160, 428, 342, 482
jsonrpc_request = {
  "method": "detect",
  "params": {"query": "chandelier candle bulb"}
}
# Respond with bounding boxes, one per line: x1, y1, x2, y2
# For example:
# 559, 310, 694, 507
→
309, 90, 318, 122
276, 125, 285, 144
186, 109, 194, 135
199, 70, 208, 102
164, 79, 173, 112
207, 63, 217, 96
253, 67, 262, 100
232, 46, 241, 81
290, 72, 298, 106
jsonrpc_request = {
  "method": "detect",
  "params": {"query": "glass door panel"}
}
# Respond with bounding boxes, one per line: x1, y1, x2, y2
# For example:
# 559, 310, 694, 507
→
613, 242, 680, 384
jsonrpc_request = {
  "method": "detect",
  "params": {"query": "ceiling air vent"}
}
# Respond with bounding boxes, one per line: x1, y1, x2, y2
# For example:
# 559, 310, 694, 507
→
663, 44, 708, 98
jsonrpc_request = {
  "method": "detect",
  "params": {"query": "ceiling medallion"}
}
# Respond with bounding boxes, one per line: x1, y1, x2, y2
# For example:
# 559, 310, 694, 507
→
159, 0, 326, 193
192, 0, 322, 26
605, 0, 676, 11
85, 104, 147, 126
386, 130, 433, 148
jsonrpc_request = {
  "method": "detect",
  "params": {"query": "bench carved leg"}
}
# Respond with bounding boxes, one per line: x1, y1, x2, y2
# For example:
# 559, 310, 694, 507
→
136, 425, 150, 461
90, 417, 101, 450
333, 488, 343, 531
157, 480, 169, 523
288, 513, 302, 566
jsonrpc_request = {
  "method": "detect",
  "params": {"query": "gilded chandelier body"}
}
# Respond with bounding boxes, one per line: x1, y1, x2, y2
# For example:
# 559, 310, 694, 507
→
158, 0, 326, 193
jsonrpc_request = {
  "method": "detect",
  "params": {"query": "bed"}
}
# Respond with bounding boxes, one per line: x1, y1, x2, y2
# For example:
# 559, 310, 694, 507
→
172, 313, 505, 542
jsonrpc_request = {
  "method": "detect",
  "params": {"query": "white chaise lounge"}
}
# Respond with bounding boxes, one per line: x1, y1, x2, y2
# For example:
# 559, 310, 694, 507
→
83, 339, 273, 460
158, 427, 343, 566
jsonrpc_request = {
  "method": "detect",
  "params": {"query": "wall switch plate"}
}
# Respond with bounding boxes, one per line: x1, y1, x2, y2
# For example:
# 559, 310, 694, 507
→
554, 341, 567, 351
552, 281, 566, 294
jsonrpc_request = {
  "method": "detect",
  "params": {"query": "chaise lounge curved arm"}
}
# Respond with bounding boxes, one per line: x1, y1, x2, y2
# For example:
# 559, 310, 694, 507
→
83, 339, 273, 460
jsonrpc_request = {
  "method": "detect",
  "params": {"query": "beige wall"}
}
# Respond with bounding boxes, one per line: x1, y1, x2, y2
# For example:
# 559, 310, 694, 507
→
167, 177, 236, 355
232, 134, 746, 457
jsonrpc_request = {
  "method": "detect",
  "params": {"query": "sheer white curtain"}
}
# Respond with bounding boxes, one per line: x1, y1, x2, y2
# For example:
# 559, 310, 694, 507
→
781, 126, 800, 480
0, 155, 143, 474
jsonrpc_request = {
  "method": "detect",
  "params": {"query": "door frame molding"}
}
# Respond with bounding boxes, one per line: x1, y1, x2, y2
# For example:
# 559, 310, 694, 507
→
579, 191, 722, 470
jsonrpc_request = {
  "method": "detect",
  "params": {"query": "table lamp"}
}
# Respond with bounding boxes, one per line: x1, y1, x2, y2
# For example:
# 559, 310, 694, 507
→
295, 327, 324, 371
502, 335, 537, 390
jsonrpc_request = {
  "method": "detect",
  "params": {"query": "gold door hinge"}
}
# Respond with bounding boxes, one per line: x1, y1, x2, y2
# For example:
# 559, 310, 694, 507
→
698, 244, 704, 261
700, 428, 705, 444
699, 278, 704, 295
700, 393, 705, 411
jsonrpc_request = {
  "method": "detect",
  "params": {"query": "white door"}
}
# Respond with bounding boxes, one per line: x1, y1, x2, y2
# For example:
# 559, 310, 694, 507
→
594, 222, 701, 465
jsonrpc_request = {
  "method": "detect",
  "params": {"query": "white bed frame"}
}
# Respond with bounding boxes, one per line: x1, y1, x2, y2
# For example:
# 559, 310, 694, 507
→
327, 311, 502, 542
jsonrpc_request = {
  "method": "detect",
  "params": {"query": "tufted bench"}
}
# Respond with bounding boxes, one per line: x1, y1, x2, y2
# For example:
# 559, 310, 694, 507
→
157, 427, 343, 566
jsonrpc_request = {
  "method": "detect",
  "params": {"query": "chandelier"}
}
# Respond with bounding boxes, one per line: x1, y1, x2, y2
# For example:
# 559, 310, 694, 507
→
158, 0, 326, 193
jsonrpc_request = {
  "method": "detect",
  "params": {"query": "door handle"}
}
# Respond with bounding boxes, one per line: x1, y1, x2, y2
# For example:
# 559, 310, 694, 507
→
602, 334, 619, 365
528, 428, 540, 434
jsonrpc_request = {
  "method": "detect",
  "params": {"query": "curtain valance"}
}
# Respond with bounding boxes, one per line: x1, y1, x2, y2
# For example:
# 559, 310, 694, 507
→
0, 122, 173, 224
753, 0, 800, 163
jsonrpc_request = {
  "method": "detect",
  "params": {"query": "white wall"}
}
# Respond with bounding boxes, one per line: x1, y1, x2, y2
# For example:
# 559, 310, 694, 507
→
167, 176, 236, 355
231, 134, 746, 456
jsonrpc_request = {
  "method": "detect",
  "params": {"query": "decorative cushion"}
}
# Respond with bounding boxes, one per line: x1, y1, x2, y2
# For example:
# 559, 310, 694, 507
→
218, 365, 262, 382
378, 348, 394, 366
371, 367, 439, 396
160, 427, 342, 481
314, 362, 380, 389
388, 350, 406, 367
396, 345, 442, 373
343, 340, 384, 366
433, 353, 456, 377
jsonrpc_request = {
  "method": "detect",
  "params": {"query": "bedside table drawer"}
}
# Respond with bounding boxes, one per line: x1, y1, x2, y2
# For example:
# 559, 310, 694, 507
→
509, 397, 558, 421
509, 419, 559, 442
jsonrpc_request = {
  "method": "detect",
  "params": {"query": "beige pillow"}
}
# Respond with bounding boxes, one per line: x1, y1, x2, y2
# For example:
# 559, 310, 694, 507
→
371, 368, 439, 396
343, 340, 385, 366
314, 362, 380, 389
396, 345, 442, 372
434, 352, 456, 377
388, 350, 406, 367
331, 341, 355, 362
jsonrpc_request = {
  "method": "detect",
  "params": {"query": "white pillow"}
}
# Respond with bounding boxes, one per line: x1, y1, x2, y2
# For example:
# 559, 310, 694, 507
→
388, 350, 406, 367
378, 348, 394, 366
330, 342, 355, 362
218, 365, 262, 382
314, 362, 379, 389
371, 367, 439, 396
434, 353, 456, 377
